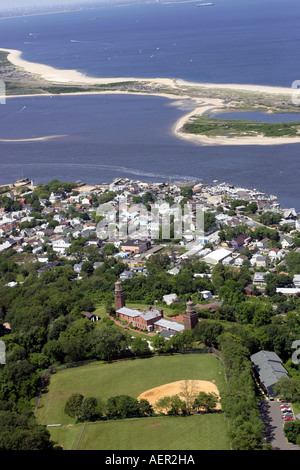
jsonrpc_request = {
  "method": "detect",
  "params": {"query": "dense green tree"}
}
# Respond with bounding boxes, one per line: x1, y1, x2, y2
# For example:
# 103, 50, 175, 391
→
151, 334, 166, 354
193, 392, 219, 413
79, 396, 99, 421
106, 395, 140, 418
102, 243, 118, 256
259, 211, 281, 226
180, 187, 193, 199
273, 376, 300, 402
88, 323, 130, 361
42, 339, 64, 365
193, 320, 224, 348
166, 329, 195, 352
155, 395, 187, 416
284, 421, 300, 444
130, 337, 151, 356
244, 201, 258, 215
285, 251, 300, 274
0, 417, 54, 450
138, 398, 153, 416
64, 393, 84, 420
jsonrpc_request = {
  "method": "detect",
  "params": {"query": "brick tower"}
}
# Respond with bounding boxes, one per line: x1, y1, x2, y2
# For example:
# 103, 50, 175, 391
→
183, 300, 198, 330
114, 281, 125, 312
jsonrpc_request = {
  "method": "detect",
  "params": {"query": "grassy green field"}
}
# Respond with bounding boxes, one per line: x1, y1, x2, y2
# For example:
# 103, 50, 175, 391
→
37, 354, 229, 450
47, 414, 229, 450
183, 114, 300, 138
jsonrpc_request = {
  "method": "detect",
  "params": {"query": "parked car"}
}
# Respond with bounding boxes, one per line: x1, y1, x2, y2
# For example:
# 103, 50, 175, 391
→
284, 417, 293, 421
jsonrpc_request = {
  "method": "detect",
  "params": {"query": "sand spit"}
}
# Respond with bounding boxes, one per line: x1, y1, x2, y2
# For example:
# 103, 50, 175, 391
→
0, 134, 69, 142
2, 47, 300, 146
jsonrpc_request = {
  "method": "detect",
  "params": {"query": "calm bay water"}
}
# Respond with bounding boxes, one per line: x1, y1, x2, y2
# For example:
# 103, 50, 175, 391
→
0, 0, 299, 209
211, 112, 300, 123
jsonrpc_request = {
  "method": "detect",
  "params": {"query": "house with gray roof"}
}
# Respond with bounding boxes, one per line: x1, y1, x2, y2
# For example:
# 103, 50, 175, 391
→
250, 350, 289, 398
154, 318, 184, 333
116, 306, 163, 332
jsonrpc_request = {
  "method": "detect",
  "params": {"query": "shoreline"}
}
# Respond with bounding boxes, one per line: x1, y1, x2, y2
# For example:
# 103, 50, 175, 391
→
1, 47, 296, 94
2, 46, 300, 146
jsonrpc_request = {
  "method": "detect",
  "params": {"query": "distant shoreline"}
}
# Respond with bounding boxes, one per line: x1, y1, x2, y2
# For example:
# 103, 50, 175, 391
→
2, 46, 300, 146
2, 47, 295, 93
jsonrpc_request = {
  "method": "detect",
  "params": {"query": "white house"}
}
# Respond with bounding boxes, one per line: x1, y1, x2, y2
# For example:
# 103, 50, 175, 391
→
253, 271, 270, 285
52, 238, 71, 254
5, 281, 18, 288
276, 287, 300, 296
280, 235, 294, 249
293, 275, 300, 288
163, 293, 178, 305
197, 231, 220, 245
200, 290, 213, 300
167, 267, 181, 275
180, 244, 204, 260
268, 248, 286, 262
251, 254, 269, 268
53, 225, 65, 234
0, 241, 14, 252
74, 262, 84, 274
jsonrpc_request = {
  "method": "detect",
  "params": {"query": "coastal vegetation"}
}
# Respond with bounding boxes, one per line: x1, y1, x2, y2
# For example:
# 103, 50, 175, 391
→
1, 49, 300, 119
183, 114, 300, 139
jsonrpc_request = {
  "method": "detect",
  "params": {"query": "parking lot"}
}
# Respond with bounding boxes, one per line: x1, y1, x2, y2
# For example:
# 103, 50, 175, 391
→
259, 400, 300, 450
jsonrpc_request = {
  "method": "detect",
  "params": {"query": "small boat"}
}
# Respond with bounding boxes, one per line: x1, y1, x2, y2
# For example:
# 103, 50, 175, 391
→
15, 174, 30, 184
197, 2, 214, 6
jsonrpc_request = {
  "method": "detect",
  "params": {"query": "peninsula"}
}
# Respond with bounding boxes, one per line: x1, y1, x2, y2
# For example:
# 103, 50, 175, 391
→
1, 47, 300, 146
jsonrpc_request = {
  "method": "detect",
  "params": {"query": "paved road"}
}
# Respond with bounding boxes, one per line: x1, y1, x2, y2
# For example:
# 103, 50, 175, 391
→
261, 401, 300, 450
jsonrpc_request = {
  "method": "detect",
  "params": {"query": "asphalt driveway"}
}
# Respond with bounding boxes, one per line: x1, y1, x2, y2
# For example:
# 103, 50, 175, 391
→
260, 400, 300, 450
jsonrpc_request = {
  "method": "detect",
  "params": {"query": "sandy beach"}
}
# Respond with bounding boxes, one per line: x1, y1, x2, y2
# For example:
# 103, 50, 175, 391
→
1, 47, 170, 86
172, 100, 300, 146
170, 97, 300, 146
1, 46, 296, 94
2, 46, 300, 146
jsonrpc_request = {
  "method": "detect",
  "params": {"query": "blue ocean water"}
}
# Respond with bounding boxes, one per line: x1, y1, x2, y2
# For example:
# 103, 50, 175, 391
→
0, 0, 300, 86
0, 0, 299, 209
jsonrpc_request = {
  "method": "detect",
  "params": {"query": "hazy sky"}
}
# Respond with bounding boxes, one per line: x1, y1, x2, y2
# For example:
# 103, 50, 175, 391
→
0, 0, 111, 10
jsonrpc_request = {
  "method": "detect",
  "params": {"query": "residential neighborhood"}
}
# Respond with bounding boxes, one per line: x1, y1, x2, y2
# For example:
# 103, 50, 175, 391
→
0, 177, 299, 297
1, 176, 300, 451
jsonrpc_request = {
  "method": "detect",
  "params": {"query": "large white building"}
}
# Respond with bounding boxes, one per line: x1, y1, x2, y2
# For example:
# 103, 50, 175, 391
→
202, 248, 232, 265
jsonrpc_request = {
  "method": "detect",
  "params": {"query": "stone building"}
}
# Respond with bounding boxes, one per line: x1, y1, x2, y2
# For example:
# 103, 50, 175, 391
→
183, 300, 199, 330
114, 281, 126, 311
